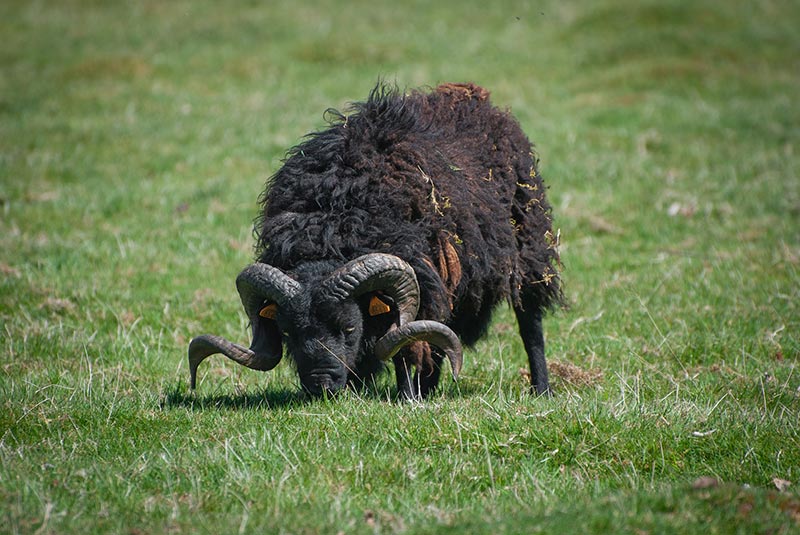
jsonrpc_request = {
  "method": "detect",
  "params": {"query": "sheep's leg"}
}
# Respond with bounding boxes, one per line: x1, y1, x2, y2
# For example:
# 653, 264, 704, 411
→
416, 352, 443, 398
393, 354, 419, 400
514, 298, 550, 395
394, 347, 446, 400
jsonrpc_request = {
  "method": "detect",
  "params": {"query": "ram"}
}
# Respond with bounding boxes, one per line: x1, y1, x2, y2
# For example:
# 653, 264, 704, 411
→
188, 83, 563, 399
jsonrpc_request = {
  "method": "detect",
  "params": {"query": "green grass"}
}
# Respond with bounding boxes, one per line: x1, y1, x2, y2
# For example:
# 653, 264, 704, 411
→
2, 0, 798, 533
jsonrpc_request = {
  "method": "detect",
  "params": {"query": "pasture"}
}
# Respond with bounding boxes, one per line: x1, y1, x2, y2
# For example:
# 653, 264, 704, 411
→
1, 0, 798, 532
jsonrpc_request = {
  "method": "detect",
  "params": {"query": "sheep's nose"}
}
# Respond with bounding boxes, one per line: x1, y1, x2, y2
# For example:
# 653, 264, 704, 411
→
303, 372, 346, 396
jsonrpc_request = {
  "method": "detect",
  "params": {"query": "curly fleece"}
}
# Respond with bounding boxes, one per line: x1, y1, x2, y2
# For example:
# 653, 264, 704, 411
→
255, 82, 562, 350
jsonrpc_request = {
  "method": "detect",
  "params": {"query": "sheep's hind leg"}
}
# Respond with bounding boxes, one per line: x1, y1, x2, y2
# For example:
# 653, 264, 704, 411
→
514, 297, 551, 395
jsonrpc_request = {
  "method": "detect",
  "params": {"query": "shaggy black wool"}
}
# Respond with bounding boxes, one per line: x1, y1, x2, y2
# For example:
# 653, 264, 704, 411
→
255, 82, 563, 373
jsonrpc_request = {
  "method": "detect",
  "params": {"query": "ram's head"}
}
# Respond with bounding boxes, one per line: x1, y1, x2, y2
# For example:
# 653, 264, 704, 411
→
188, 253, 462, 396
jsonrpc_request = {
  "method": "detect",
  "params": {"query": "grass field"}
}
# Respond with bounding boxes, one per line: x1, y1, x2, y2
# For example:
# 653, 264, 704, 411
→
2, 0, 798, 533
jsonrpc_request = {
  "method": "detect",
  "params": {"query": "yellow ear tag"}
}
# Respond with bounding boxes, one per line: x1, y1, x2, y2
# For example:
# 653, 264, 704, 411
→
368, 295, 392, 316
259, 303, 278, 320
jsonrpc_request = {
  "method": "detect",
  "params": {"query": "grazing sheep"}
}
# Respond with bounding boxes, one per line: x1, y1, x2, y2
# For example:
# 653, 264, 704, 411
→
189, 82, 563, 399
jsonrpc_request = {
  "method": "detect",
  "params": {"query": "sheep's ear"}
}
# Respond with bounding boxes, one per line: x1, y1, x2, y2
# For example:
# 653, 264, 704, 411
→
259, 303, 278, 320
368, 295, 392, 316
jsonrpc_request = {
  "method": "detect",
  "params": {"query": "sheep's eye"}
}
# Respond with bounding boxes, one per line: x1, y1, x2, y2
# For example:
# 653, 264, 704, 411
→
344, 326, 356, 334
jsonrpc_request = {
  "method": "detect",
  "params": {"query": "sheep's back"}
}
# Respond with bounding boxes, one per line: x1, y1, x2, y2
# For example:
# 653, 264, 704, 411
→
255, 83, 561, 323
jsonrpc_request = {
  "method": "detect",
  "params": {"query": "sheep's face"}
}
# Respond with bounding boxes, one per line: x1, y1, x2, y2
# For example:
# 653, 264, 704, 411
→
270, 287, 401, 395
187, 254, 462, 397
277, 298, 365, 396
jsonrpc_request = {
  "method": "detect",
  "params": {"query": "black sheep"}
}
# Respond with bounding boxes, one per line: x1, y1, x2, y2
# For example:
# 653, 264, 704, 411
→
189, 82, 563, 399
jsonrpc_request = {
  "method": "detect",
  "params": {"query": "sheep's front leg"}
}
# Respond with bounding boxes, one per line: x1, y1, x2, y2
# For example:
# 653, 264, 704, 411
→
514, 300, 550, 395
393, 354, 418, 400
416, 351, 443, 398
393, 344, 443, 400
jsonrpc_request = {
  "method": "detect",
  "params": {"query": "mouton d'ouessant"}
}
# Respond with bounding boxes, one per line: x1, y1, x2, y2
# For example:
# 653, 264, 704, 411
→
188, 82, 563, 399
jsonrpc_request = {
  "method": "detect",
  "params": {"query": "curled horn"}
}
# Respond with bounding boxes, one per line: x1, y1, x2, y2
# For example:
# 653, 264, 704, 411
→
236, 262, 302, 317
322, 253, 420, 324
189, 334, 274, 389
188, 263, 302, 389
324, 253, 463, 380
374, 321, 463, 379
